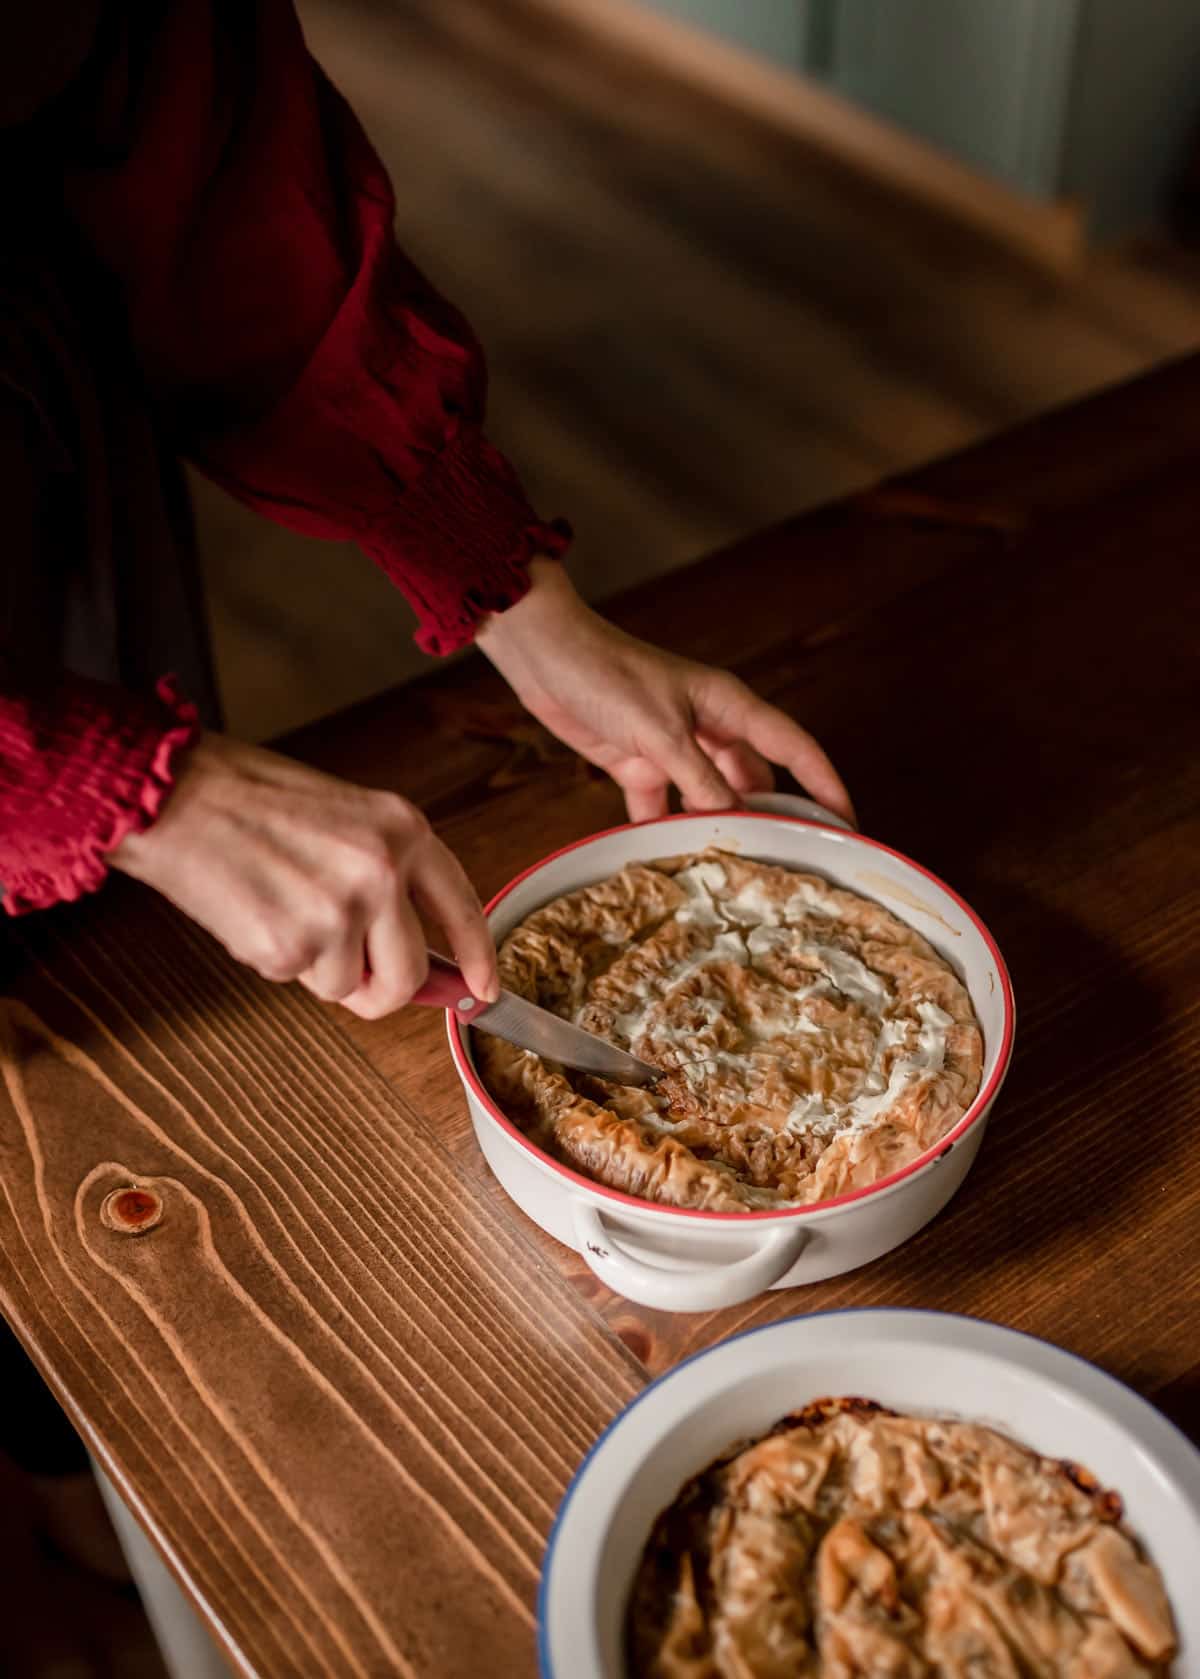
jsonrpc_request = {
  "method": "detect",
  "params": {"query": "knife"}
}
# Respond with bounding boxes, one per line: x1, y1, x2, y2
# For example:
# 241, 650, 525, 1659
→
412, 952, 661, 1087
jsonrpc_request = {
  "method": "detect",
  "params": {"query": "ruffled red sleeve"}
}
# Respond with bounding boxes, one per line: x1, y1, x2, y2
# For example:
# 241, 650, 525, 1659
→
0, 677, 198, 916
61, 0, 570, 656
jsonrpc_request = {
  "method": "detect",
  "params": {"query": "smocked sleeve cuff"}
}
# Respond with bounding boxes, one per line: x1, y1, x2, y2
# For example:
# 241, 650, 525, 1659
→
360, 421, 572, 655
0, 675, 199, 916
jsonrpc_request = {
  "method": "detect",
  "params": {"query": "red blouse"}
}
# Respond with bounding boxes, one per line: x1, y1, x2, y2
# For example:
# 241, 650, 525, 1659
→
0, 0, 568, 915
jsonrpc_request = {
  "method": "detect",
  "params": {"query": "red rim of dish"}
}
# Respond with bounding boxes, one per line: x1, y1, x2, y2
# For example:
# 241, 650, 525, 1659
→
448, 812, 1016, 1222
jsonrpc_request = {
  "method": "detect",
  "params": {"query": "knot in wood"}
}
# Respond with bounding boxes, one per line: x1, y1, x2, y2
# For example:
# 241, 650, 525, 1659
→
100, 1185, 163, 1236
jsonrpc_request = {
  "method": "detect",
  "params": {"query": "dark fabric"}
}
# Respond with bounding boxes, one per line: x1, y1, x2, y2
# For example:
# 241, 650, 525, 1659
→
50, 0, 571, 653
0, 223, 222, 718
0, 0, 568, 922
0, 222, 215, 1475
0, 129, 217, 1478
0, 1323, 89, 1477
0, 212, 212, 914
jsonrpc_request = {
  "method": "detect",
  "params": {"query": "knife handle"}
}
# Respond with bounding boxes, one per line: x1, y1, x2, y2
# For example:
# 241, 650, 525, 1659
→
411, 951, 492, 1021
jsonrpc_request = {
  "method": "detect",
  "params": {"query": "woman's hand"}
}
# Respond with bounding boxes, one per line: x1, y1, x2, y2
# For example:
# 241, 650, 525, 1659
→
478, 561, 854, 824
110, 735, 497, 1016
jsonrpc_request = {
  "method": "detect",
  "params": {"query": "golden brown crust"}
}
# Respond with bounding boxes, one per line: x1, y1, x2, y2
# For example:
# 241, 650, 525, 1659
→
477, 851, 984, 1210
627, 1402, 1178, 1678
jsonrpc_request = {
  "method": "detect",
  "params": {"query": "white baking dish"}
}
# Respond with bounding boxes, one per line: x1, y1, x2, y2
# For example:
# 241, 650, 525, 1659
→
448, 799, 1015, 1312
539, 1310, 1200, 1678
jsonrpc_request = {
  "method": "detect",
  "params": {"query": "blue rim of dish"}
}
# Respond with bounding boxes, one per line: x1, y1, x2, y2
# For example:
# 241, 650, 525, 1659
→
536, 1306, 1200, 1678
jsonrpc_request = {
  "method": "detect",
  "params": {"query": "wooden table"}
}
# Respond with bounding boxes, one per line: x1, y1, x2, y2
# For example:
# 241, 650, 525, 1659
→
2, 357, 1199, 1677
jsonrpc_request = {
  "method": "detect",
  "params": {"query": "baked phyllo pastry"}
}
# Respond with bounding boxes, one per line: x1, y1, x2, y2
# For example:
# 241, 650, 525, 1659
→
627, 1398, 1178, 1678
477, 850, 984, 1209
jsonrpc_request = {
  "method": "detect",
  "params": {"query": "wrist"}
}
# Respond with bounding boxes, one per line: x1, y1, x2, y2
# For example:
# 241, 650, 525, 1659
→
476, 557, 587, 657
108, 731, 215, 880
107, 812, 163, 881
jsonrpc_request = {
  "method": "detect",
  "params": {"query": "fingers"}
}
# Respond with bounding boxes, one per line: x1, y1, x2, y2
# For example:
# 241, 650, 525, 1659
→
341, 891, 430, 1020
409, 838, 498, 1004
612, 758, 672, 823
656, 728, 738, 813
623, 780, 671, 822
297, 914, 368, 1004
299, 842, 495, 1020
700, 677, 856, 825
617, 741, 762, 822
697, 735, 775, 797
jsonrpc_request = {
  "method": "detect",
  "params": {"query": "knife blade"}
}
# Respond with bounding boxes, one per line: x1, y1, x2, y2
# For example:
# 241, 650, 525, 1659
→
412, 952, 661, 1087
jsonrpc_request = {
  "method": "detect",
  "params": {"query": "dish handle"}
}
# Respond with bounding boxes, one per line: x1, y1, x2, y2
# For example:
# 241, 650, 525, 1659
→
572, 1204, 807, 1312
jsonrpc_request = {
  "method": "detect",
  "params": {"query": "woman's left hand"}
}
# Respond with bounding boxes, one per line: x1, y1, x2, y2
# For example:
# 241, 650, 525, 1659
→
477, 560, 855, 825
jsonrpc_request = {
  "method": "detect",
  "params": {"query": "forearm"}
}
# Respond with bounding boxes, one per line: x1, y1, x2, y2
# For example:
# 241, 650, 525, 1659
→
60, 0, 568, 657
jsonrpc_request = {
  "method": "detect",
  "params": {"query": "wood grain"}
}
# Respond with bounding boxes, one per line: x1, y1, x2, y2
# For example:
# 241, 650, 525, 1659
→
316, 356, 1200, 1401
0, 898, 642, 1677
2, 358, 1199, 1675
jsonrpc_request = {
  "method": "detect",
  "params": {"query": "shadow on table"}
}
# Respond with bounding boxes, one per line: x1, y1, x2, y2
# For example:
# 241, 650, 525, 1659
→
1150, 1364, 1200, 1448
866, 874, 1186, 1380
571, 871, 1191, 1407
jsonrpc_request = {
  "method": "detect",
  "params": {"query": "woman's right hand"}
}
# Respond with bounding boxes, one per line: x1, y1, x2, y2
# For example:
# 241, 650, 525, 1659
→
109, 735, 497, 1017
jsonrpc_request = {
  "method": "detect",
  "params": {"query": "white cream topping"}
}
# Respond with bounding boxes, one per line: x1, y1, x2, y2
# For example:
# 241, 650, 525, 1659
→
915, 999, 954, 1069
637, 1107, 685, 1132
758, 1008, 822, 1038
808, 945, 889, 1010
688, 860, 730, 893
782, 1002, 955, 1139
784, 1092, 834, 1133
722, 878, 782, 926
673, 861, 730, 927
785, 882, 836, 918
591, 858, 960, 1151
673, 929, 749, 989
744, 985, 825, 1039
610, 995, 649, 1041
745, 927, 889, 1012
842, 1052, 928, 1134
599, 929, 748, 1046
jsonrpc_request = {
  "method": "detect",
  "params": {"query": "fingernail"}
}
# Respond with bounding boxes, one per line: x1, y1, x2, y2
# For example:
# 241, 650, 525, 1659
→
484, 977, 501, 1004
